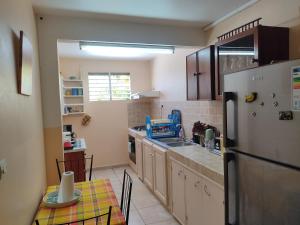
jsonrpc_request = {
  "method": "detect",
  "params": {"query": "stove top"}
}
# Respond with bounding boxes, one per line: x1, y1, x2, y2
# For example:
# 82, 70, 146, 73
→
132, 125, 146, 131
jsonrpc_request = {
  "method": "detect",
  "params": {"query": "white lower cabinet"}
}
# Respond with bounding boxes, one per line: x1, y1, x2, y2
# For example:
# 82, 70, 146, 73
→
170, 159, 224, 225
153, 144, 167, 205
143, 139, 154, 190
136, 137, 143, 180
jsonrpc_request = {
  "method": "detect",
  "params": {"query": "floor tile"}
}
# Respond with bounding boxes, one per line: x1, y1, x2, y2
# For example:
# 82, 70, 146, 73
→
92, 166, 175, 225
138, 204, 173, 224
128, 210, 146, 225
147, 218, 180, 225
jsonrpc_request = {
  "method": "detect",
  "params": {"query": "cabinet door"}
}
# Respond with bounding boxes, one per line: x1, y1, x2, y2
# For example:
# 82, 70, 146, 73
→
136, 138, 143, 180
64, 151, 85, 182
197, 46, 215, 100
186, 52, 198, 100
153, 145, 167, 205
171, 160, 186, 225
202, 178, 224, 225
185, 169, 203, 225
143, 141, 154, 190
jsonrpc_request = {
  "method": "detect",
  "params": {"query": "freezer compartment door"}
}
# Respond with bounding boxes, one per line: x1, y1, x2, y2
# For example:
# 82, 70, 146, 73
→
224, 59, 300, 167
225, 151, 300, 225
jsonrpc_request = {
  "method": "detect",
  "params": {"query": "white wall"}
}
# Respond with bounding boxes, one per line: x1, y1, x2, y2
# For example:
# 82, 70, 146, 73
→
60, 58, 151, 168
0, 0, 46, 224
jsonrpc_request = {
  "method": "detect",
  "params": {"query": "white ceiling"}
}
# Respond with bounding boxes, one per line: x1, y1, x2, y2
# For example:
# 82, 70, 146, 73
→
32, 0, 256, 27
57, 41, 181, 60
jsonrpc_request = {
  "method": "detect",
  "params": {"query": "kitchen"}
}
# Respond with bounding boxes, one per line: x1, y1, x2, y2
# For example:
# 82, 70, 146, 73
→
1, 1, 300, 225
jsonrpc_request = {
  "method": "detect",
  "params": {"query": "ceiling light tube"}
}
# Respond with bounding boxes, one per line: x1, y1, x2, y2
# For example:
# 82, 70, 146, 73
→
219, 51, 255, 56
79, 41, 175, 56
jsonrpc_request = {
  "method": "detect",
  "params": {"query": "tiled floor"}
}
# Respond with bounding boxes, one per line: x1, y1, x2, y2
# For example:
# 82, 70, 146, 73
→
92, 166, 180, 225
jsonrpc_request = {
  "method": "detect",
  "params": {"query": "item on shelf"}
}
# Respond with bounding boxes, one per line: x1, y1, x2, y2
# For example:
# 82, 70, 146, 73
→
68, 75, 78, 80
78, 88, 83, 96
71, 88, 78, 96
65, 90, 72, 96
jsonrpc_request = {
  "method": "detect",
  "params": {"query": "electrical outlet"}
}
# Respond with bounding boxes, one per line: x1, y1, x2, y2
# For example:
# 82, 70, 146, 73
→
0, 159, 7, 180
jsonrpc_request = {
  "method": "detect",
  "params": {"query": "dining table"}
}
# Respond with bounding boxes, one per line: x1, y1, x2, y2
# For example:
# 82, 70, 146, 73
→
33, 179, 126, 225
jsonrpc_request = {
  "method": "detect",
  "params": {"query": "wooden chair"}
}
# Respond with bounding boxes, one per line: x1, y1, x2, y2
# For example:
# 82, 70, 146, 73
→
120, 169, 133, 224
35, 205, 112, 225
56, 155, 93, 182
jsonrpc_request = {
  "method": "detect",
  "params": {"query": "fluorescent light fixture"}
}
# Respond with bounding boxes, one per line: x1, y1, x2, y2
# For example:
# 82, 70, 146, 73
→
79, 41, 175, 57
219, 51, 255, 56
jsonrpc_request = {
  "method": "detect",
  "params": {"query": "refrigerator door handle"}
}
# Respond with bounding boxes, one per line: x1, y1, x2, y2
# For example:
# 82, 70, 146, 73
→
224, 151, 236, 225
223, 92, 236, 147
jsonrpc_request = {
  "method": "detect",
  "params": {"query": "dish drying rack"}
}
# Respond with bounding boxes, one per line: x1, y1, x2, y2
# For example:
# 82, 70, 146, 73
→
146, 114, 181, 139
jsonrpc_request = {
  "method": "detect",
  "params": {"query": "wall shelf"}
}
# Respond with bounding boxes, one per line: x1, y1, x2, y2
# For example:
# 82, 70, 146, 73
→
64, 103, 84, 106
60, 76, 85, 117
64, 95, 84, 98
63, 112, 85, 116
63, 79, 83, 82
63, 86, 84, 89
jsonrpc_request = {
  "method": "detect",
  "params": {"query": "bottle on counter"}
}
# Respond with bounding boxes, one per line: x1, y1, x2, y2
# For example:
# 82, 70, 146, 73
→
205, 128, 215, 150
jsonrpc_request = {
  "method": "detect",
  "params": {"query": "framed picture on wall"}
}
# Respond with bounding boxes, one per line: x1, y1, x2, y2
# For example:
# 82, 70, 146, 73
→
17, 30, 33, 96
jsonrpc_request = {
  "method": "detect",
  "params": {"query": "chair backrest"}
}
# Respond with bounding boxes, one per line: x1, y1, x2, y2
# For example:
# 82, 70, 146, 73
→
120, 169, 133, 224
35, 205, 112, 225
56, 154, 94, 182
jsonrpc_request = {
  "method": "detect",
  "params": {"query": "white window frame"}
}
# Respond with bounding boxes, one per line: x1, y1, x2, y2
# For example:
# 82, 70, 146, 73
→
88, 72, 131, 101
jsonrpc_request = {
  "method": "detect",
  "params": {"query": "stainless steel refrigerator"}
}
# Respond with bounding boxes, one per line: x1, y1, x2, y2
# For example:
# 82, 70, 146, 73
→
223, 59, 300, 225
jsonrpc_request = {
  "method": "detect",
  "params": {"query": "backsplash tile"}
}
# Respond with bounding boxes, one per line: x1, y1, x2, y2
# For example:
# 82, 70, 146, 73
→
150, 100, 223, 138
127, 99, 223, 138
127, 100, 151, 127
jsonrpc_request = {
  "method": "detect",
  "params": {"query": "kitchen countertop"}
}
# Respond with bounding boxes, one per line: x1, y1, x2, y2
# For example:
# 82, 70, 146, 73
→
128, 128, 147, 138
64, 138, 87, 153
127, 128, 224, 186
168, 145, 224, 186
145, 137, 224, 186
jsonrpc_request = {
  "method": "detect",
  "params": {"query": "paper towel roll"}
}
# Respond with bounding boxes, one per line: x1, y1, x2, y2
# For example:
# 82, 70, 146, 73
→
57, 171, 74, 203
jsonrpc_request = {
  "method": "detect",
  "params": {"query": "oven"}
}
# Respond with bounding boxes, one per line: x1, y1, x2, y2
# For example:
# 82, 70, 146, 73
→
128, 135, 136, 164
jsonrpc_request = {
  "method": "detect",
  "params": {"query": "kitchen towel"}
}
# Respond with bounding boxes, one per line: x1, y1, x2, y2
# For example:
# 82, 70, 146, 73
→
57, 171, 74, 203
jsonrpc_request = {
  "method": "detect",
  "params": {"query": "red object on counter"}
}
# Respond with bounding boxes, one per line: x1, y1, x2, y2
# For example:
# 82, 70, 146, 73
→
64, 141, 73, 150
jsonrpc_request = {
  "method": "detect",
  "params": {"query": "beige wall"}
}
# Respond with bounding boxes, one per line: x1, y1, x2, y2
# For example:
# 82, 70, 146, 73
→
59, 58, 151, 168
0, 0, 46, 224
205, 0, 300, 58
36, 15, 205, 184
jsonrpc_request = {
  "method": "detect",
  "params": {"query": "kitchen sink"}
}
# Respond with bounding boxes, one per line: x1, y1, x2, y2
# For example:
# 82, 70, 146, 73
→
156, 138, 182, 143
167, 142, 195, 147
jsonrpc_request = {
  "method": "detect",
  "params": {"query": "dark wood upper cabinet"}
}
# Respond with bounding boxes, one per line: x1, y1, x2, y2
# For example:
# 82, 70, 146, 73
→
186, 45, 215, 101
215, 24, 289, 97
186, 52, 198, 100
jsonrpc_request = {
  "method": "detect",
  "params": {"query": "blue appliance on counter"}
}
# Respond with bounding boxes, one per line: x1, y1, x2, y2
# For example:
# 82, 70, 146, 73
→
146, 110, 181, 139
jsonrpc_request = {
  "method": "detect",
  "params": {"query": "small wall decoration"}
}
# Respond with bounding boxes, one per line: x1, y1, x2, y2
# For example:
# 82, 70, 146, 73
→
17, 30, 33, 96
82, 114, 91, 126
